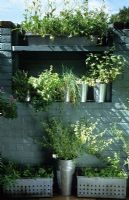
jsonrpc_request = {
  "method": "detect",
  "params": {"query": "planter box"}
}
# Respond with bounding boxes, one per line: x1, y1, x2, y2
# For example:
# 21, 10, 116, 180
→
26, 34, 98, 46
77, 176, 127, 199
4, 178, 53, 197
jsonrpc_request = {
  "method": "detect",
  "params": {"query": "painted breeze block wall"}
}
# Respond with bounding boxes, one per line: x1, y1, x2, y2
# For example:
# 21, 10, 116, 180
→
0, 27, 129, 167
0, 28, 12, 93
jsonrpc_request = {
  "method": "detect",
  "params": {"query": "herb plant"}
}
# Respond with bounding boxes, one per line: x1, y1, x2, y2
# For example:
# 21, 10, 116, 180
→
41, 118, 112, 160
79, 153, 127, 178
0, 159, 53, 187
21, 0, 109, 40
85, 51, 125, 84
29, 66, 62, 110
62, 69, 79, 103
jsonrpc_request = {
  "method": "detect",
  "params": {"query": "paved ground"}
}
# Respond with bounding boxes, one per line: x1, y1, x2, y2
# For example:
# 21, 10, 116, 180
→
1, 196, 128, 200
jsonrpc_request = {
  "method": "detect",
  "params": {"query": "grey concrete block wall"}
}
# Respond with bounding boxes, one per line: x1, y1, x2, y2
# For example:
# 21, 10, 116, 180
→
1, 28, 129, 166
0, 103, 48, 164
0, 28, 12, 93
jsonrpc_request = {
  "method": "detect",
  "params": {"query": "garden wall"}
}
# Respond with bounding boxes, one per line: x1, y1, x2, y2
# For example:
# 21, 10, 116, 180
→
0, 28, 12, 93
0, 27, 129, 167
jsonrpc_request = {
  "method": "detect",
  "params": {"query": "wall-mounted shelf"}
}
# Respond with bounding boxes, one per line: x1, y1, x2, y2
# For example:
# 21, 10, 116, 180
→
12, 45, 109, 52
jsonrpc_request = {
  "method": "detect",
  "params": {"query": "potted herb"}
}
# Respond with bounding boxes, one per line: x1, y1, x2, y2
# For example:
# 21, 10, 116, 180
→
62, 70, 79, 103
41, 118, 112, 195
77, 153, 127, 199
29, 66, 61, 110
85, 51, 125, 102
20, 0, 109, 46
79, 74, 95, 102
1, 160, 53, 197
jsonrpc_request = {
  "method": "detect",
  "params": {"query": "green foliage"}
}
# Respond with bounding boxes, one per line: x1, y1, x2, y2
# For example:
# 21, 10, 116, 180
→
12, 70, 31, 102
108, 125, 129, 157
62, 69, 79, 103
110, 6, 129, 23
21, 165, 53, 178
0, 159, 53, 187
0, 90, 17, 118
21, 0, 42, 35
79, 153, 127, 178
21, 0, 109, 39
41, 118, 112, 160
0, 160, 20, 187
29, 66, 62, 110
85, 51, 125, 84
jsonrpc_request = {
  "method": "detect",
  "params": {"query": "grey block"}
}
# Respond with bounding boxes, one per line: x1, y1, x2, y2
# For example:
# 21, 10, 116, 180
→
0, 64, 12, 73
0, 28, 11, 35
0, 79, 12, 86
0, 51, 12, 58
0, 43, 11, 50
0, 72, 12, 80
0, 58, 12, 65
0, 35, 11, 43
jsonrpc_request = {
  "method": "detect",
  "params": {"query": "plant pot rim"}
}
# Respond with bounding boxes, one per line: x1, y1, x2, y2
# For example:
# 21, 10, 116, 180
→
77, 175, 127, 179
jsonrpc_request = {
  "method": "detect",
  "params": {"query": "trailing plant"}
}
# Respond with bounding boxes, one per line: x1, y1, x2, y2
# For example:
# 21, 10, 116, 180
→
12, 70, 31, 102
0, 90, 17, 118
41, 118, 112, 160
85, 51, 125, 84
29, 66, 62, 110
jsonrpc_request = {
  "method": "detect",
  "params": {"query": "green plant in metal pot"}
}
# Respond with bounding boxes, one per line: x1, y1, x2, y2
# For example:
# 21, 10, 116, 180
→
41, 118, 113, 196
0, 159, 53, 188
85, 51, 125, 84
41, 118, 112, 160
29, 66, 62, 111
79, 152, 127, 178
62, 69, 80, 103
77, 151, 127, 198
85, 51, 125, 102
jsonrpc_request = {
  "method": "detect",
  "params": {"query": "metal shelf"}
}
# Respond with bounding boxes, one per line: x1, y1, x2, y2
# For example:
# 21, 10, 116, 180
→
12, 45, 109, 52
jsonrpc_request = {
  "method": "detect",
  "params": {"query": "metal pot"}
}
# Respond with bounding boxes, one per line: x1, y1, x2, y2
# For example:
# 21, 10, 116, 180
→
58, 159, 75, 196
